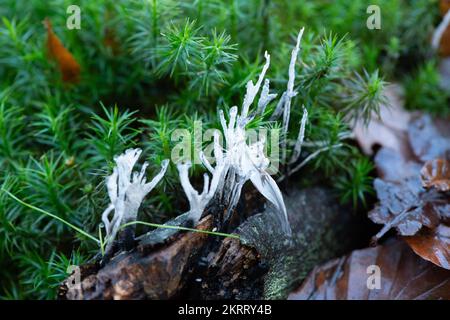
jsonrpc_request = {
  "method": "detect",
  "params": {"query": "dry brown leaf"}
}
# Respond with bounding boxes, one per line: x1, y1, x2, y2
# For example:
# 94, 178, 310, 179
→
405, 224, 450, 270
44, 18, 80, 84
374, 147, 422, 183
441, 0, 450, 15
440, 31, 450, 57
288, 239, 450, 300
421, 159, 450, 192
439, 25, 450, 57
353, 85, 450, 161
352, 84, 411, 156
369, 109, 450, 260
439, 0, 450, 56
368, 177, 446, 243
408, 114, 450, 162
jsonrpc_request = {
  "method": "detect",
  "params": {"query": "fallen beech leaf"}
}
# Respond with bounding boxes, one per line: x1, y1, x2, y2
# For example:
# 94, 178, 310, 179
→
404, 224, 450, 270
440, 29, 450, 57
439, 0, 450, 56
288, 239, 450, 300
441, 0, 450, 15
368, 83, 450, 267
44, 18, 80, 83
369, 177, 447, 243
374, 147, 421, 183
421, 159, 450, 192
352, 84, 411, 156
408, 114, 450, 162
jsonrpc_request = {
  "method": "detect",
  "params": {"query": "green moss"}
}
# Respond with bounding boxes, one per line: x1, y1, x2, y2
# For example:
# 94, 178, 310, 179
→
0, 0, 441, 298
404, 61, 450, 116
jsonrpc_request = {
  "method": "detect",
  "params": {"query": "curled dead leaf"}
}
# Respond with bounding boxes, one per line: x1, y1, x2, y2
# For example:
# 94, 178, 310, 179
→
44, 18, 80, 84
438, 25, 450, 57
370, 113, 450, 266
352, 84, 411, 156
288, 239, 450, 300
353, 83, 450, 162
421, 159, 450, 192
404, 224, 450, 270
408, 114, 450, 162
368, 177, 448, 243
441, 0, 450, 15
439, 0, 450, 56
374, 147, 422, 183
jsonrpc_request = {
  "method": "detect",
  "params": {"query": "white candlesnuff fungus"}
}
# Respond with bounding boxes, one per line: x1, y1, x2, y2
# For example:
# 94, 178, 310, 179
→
178, 28, 308, 235
217, 48, 294, 234
290, 106, 308, 165
267, 28, 308, 166
110, 28, 307, 241
221, 29, 307, 234
101, 148, 169, 254
282, 28, 305, 162
241, 51, 271, 119
175, 49, 291, 233
218, 102, 291, 235
256, 79, 277, 116
177, 161, 219, 224
177, 130, 228, 224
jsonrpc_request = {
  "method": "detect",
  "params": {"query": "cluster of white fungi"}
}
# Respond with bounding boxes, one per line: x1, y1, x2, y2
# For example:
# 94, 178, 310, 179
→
101, 28, 309, 255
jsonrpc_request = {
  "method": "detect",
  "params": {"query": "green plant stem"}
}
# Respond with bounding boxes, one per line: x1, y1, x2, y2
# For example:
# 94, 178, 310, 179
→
99, 224, 106, 256
120, 220, 240, 239
2, 189, 101, 244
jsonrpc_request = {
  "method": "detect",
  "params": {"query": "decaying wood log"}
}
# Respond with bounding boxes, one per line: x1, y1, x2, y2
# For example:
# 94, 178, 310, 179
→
58, 214, 264, 300
60, 215, 214, 299
189, 237, 266, 299
59, 186, 374, 300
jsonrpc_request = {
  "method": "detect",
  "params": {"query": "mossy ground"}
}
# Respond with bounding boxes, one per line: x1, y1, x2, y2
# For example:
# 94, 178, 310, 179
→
0, 0, 446, 299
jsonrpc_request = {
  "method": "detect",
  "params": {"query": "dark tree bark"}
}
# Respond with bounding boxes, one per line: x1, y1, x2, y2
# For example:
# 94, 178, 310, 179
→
58, 215, 264, 300
59, 187, 374, 300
